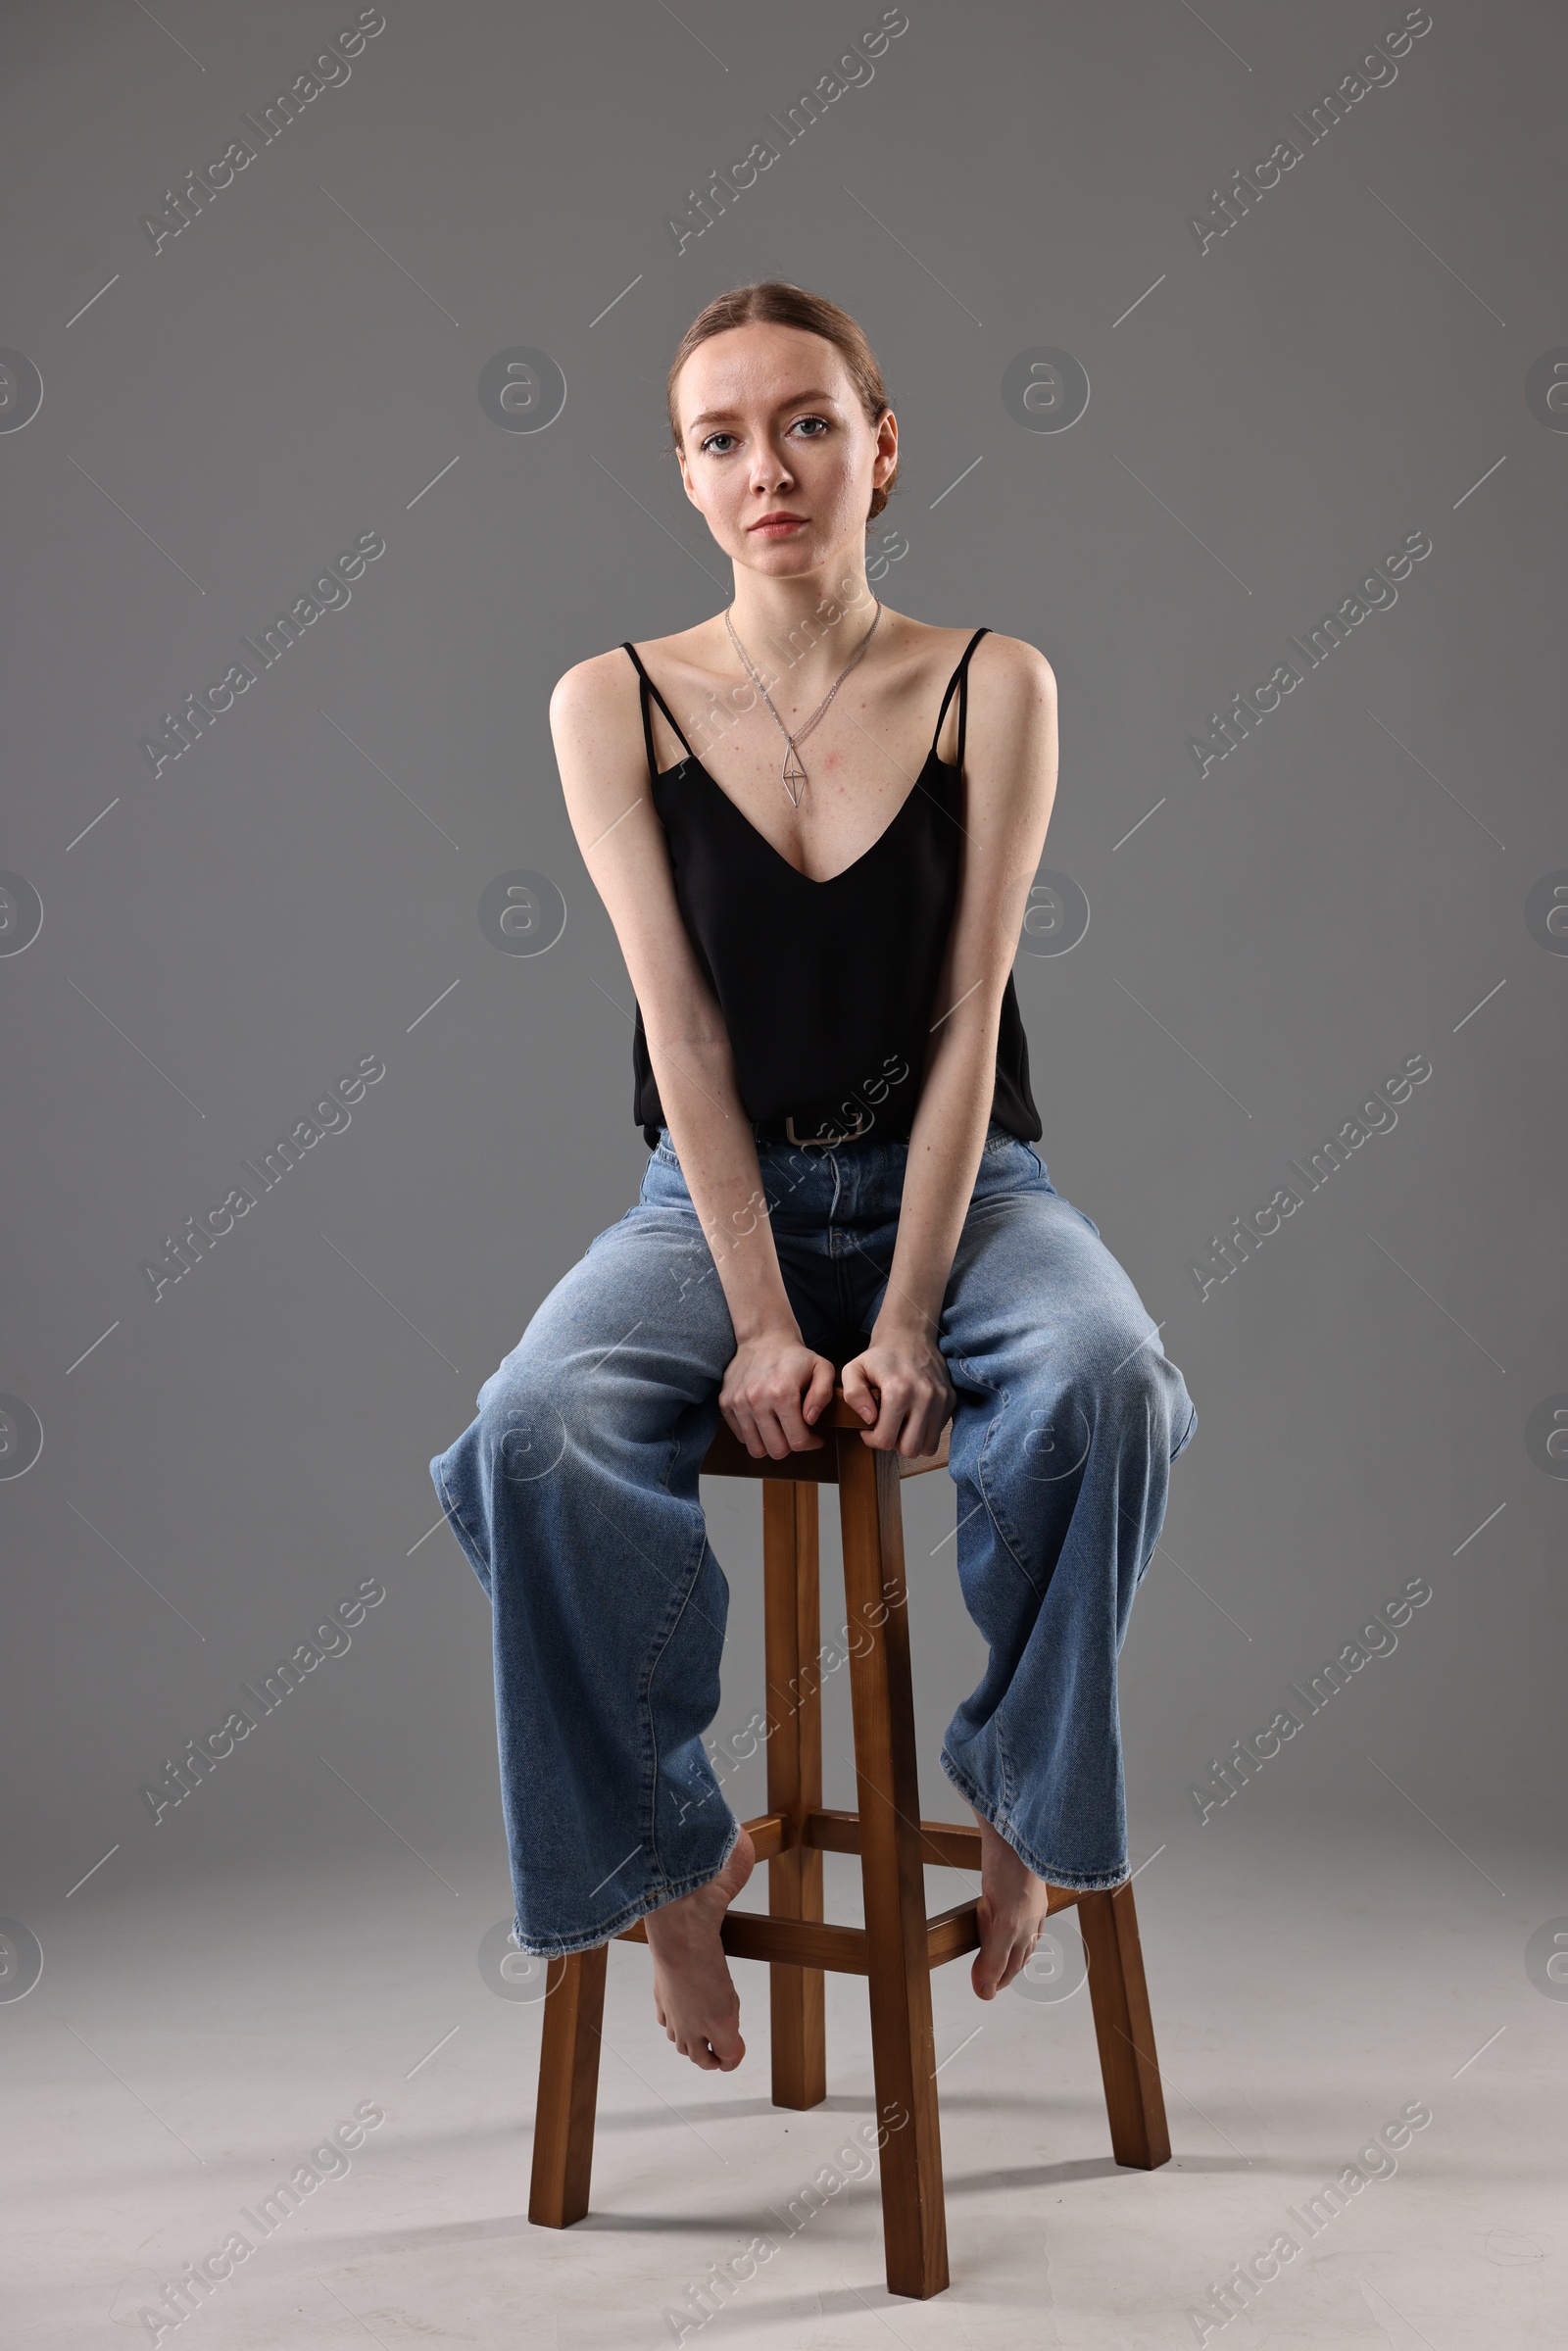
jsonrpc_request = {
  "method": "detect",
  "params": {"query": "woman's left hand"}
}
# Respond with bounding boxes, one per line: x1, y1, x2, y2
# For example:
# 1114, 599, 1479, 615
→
839, 1326, 955, 1458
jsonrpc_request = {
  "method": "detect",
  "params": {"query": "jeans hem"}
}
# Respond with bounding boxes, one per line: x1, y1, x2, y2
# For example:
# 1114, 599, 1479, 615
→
938, 1748, 1130, 1895
506, 1813, 744, 1959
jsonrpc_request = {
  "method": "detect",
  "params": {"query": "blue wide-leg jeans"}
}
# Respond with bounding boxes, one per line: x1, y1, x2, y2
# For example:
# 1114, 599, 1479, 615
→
428, 1122, 1197, 1958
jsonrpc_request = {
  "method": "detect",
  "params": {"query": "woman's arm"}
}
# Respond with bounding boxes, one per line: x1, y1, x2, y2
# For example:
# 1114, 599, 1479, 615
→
840, 633, 1059, 1457
549, 651, 837, 1458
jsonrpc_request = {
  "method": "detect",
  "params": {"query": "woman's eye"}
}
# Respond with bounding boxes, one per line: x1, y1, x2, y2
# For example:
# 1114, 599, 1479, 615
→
792, 416, 829, 438
701, 432, 738, 456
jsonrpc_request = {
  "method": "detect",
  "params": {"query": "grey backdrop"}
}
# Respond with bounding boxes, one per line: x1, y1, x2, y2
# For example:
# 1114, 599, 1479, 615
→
3, 0, 1563, 1982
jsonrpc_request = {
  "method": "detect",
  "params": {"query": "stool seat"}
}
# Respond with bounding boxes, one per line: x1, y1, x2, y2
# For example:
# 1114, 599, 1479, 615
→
527, 1387, 1169, 2299
698, 1387, 954, 1482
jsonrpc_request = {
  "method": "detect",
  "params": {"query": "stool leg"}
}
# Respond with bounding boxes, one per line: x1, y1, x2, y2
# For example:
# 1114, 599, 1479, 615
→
1079, 1881, 1171, 2169
838, 1438, 950, 2299
763, 1479, 826, 2110
528, 1943, 608, 2226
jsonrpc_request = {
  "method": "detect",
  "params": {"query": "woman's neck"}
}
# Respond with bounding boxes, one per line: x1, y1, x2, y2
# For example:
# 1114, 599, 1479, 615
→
722, 558, 881, 698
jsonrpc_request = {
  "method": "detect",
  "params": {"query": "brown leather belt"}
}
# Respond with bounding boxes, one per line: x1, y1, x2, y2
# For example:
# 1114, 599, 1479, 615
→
752, 1107, 911, 1149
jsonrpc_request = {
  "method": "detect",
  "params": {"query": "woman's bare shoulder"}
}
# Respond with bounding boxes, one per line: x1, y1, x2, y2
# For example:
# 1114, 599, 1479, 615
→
550, 624, 718, 732
970, 626, 1056, 696
549, 642, 637, 733
894, 613, 1055, 692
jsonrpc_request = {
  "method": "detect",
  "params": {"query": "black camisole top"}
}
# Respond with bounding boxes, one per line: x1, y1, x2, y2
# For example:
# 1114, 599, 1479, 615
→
622, 627, 1042, 1151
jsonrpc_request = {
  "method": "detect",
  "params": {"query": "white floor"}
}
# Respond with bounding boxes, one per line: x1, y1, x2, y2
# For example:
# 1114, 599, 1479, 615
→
7, 1811, 1562, 2349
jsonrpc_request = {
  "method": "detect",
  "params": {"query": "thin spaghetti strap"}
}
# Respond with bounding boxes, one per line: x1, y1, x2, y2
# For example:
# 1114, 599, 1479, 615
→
621, 641, 697, 776
955, 625, 989, 773
620, 643, 660, 782
930, 626, 991, 770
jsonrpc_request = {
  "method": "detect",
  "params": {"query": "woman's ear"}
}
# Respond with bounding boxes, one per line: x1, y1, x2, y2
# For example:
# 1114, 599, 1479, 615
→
872, 407, 899, 491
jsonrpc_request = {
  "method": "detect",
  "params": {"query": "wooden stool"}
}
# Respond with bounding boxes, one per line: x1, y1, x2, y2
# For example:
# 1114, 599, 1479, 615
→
528, 1388, 1170, 2299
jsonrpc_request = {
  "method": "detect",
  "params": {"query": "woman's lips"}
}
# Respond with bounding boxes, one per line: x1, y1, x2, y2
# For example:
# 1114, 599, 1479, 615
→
750, 516, 807, 535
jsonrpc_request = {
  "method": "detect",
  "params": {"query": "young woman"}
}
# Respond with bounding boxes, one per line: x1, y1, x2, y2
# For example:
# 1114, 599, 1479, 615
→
430, 282, 1197, 2076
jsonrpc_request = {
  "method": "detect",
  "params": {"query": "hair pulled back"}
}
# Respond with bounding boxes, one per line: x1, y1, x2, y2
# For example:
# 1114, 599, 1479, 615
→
665, 280, 897, 524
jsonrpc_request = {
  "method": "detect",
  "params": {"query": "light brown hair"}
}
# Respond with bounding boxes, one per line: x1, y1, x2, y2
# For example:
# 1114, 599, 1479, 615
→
666, 280, 898, 523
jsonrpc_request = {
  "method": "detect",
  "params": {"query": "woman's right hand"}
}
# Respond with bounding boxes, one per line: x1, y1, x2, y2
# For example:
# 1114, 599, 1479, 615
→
719, 1331, 838, 1460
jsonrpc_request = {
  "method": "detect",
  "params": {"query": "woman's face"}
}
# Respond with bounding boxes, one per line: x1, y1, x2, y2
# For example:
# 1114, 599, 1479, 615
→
673, 322, 896, 576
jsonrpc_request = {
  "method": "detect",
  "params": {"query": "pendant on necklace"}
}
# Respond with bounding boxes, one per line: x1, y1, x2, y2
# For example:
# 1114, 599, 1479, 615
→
782, 744, 808, 805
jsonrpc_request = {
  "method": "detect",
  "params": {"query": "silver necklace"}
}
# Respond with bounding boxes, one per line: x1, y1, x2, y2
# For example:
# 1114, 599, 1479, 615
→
723, 599, 883, 808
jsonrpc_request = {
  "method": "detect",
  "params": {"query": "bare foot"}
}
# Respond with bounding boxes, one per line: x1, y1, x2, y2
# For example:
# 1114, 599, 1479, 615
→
969, 1807, 1052, 1999
642, 1827, 756, 2070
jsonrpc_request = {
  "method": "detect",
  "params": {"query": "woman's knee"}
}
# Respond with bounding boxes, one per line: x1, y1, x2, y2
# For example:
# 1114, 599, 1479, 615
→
1079, 1323, 1192, 1461
474, 1349, 576, 1489
476, 1338, 699, 1489
1001, 1317, 1183, 1465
